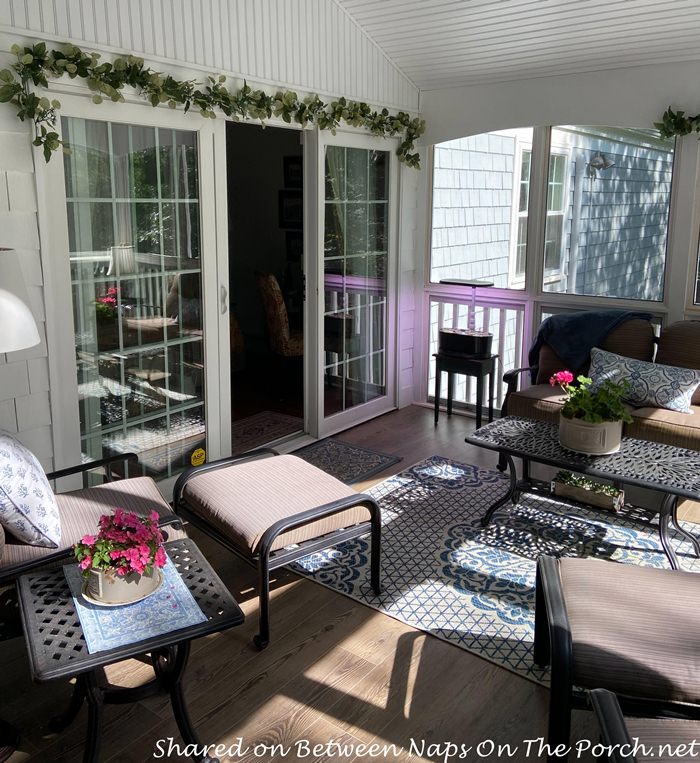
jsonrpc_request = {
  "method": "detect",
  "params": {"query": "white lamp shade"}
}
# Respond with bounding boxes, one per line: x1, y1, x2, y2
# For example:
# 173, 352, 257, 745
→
0, 248, 41, 353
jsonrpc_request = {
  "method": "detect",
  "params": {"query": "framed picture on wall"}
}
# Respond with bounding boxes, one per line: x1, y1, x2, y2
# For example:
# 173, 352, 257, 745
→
279, 190, 303, 229
283, 156, 303, 188
286, 231, 303, 262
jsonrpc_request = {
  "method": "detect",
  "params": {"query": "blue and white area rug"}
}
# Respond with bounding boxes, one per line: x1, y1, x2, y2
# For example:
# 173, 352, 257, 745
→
292, 456, 700, 684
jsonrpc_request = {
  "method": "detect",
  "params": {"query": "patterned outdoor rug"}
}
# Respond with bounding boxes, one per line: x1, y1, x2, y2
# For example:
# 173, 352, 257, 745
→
231, 411, 303, 454
292, 456, 700, 684
295, 439, 402, 484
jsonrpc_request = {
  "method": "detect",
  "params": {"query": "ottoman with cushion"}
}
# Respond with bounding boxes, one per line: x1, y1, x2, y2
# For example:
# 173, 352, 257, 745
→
534, 556, 700, 762
173, 449, 381, 649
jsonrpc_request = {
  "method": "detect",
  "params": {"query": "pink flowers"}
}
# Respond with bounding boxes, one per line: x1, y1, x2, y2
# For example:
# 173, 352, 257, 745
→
96, 286, 119, 308
74, 508, 166, 578
549, 370, 574, 387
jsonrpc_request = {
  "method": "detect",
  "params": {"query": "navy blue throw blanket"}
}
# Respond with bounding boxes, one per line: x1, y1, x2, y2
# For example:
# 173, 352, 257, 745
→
529, 310, 653, 383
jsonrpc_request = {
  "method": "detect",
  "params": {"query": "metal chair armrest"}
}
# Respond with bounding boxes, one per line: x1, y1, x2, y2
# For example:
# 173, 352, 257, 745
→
46, 453, 139, 483
589, 689, 638, 763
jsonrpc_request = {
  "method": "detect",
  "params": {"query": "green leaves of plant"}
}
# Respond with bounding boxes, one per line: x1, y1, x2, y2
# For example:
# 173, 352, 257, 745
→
4, 39, 425, 167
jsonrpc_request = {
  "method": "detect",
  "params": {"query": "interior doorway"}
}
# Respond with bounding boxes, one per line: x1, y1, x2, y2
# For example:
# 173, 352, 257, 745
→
226, 122, 305, 453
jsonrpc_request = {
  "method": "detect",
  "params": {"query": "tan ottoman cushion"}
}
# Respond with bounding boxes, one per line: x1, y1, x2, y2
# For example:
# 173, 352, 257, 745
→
624, 718, 700, 762
182, 454, 373, 554
559, 557, 700, 704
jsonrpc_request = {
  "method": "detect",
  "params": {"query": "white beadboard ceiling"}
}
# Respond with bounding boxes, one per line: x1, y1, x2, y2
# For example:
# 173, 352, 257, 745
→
336, 0, 700, 91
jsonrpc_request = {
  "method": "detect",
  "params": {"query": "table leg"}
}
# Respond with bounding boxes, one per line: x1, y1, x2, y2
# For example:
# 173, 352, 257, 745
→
671, 503, 700, 557
82, 673, 104, 763
447, 372, 454, 416
49, 675, 87, 733
434, 365, 441, 425
659, 494, 681, 570
154, 643, 219, 763
488, 362, 494, 423
481, 453, 517, 527
475, 372, 483, 430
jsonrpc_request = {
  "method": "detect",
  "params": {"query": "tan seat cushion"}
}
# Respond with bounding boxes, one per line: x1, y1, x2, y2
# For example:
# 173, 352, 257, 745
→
182, 454, 373, 554
559, 557, 700, 704
0, 476, 184, 576
507, 383, 564, 424
628, 405, 700, 450
624, 718, 700, 762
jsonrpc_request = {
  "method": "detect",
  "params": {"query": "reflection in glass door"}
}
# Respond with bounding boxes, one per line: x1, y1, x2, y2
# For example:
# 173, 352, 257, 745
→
323, 146, 390, 419
62, 117, 206, 480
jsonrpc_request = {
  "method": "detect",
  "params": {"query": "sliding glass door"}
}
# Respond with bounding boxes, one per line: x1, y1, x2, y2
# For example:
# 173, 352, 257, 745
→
315, 133, 397, 436
45, 99, 229, 492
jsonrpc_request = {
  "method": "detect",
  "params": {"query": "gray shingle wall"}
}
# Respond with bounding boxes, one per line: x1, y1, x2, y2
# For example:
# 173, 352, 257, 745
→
431, 133, 515, 287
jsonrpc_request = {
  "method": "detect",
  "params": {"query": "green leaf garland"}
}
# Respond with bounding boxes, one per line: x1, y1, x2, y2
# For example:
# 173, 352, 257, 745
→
655, 106, 700, 139
1, 41, 426, 167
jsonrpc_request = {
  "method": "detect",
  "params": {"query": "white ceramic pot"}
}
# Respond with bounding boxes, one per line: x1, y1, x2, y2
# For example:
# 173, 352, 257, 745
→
558, 413, 623, 456
85, 567, 162, 606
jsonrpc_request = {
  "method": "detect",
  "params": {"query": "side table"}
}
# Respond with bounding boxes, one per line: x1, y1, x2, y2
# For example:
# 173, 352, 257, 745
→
17, 537, 244, 763
433, 352, 497, 429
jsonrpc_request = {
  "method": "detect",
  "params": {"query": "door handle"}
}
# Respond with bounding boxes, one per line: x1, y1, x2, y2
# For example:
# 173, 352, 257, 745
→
220, 284, 228, 315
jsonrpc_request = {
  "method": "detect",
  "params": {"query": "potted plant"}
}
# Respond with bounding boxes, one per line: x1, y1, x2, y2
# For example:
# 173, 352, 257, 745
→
94, 286, 120, 350
549, 370, 633, 455
73, 509, 167, 606
551, 470, 624, 511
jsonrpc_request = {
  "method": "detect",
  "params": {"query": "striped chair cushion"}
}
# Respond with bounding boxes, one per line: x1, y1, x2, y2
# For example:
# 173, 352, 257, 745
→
0, 476, 185, 576
559, 557, 700, 704
182, 454, 372, 554
624, 718, 700, 762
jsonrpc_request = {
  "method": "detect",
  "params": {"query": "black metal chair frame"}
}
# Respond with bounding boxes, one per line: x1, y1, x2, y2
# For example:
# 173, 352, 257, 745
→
589, 689, 639, 763
534, 556, 700, 763
173, 448, 382, 650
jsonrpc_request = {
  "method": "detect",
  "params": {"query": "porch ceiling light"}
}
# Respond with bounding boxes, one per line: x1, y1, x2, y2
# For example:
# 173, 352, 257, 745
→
0, 248, 41, 353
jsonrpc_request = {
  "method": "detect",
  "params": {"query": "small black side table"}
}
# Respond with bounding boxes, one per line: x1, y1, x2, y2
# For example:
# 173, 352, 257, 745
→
433, 352, 498, 429
17, 538, 244, 763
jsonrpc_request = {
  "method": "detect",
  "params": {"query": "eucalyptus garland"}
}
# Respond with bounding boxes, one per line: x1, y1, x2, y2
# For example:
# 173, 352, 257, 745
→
655, 107, 700, 139
0, 41, 425, 167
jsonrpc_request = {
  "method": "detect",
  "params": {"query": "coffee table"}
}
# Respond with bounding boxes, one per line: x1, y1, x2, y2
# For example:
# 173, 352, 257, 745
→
466, 416, 700, 570
16, 537, 244, 763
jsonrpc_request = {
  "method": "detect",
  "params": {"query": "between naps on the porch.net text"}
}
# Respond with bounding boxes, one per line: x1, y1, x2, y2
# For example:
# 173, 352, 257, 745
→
153, 736, 700, 760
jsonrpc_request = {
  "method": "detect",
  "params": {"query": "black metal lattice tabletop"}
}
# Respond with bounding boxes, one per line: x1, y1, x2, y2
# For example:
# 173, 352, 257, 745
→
17, 538, 244, 682
467, 416, 700, 500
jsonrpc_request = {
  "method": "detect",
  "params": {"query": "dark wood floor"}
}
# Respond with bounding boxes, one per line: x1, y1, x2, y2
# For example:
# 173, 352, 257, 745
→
2, 405, 601, 763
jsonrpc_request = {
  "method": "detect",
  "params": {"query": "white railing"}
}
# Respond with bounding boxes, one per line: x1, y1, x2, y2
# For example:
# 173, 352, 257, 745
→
428, 294, 527, 410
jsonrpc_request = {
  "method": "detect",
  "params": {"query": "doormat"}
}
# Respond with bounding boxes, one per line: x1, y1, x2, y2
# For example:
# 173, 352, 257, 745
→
231, 411, 303, 454
292, 456, 700, 684
295, 439, 402, 484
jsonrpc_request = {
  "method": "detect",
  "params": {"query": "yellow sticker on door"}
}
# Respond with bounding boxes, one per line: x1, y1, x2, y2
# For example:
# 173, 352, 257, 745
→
191, 448, 206, 466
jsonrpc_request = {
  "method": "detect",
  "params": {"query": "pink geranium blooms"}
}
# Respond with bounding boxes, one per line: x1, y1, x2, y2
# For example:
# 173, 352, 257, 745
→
549, 370, 574, 387
73, 508, 166, 578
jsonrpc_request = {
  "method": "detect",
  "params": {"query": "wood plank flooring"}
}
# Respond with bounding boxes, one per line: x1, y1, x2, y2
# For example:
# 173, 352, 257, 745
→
3, 406, 604, 762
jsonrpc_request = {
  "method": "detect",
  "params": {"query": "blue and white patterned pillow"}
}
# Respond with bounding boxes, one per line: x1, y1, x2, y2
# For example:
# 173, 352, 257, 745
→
589, 347, 700, 414
0, 432, 61, 547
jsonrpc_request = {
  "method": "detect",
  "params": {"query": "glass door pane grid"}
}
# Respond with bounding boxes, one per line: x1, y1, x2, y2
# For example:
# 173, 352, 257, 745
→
64, 117, 204, 481
324, 146, 388, 416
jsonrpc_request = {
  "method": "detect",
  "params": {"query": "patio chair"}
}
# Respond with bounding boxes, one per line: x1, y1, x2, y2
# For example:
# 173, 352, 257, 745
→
534, 556, 700, 762
173, 448, 381, 649
590, 688, 700, 763
0, 445, 185, 638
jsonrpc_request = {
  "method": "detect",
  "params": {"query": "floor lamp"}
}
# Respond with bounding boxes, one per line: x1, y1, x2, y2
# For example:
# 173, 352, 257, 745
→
0, 248, 41, 762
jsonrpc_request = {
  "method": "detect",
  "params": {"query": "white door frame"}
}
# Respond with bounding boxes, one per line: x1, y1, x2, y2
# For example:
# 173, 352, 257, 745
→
36, 93, 230, 495
312, 128, 400, 438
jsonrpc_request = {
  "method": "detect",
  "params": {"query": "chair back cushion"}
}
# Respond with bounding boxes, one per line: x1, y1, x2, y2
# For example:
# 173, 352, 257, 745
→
535, 318, 655, 384
656, 321, 700, 405
0, 432, 60, 547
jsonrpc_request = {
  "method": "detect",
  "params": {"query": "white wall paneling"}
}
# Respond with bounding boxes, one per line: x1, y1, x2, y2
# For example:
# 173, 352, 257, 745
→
0, 0, 419, 110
